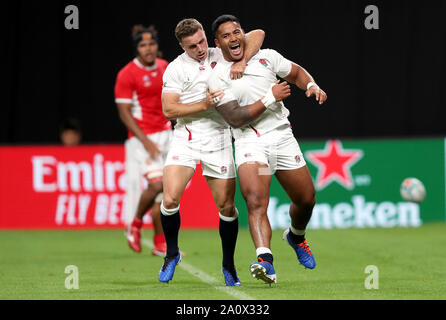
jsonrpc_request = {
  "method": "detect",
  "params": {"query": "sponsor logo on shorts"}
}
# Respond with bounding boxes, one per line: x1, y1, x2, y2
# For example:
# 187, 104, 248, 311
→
172, 155, 179, 161
221, 166, 227, 173
244, 153, 252, 158
295, 155, 301, 163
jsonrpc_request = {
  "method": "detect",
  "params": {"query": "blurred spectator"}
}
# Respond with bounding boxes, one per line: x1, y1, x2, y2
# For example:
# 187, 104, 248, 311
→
59, 118, 82, 146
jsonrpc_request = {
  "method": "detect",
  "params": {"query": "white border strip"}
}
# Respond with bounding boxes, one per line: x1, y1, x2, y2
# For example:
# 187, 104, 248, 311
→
142, 239, 255, 300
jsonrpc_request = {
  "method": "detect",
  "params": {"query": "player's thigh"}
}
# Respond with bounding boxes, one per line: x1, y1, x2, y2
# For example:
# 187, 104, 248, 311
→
238, 162, 272, 209
205, 176, 236, 210
275, 165, 315, 205
162, 165, 195, 206
162, 136, 198, 204
235, 138, 272, 204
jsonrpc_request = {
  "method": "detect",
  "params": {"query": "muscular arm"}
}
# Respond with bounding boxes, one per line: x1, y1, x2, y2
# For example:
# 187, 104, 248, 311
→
216, 100, 266, 129
215, 81, 290, 128
243, 29, 265, 62
284, 63, 327, 104
230, 29, 265, 79
162, 93, 207, 120
283, 63, 314, 90
162, 91, 222, 120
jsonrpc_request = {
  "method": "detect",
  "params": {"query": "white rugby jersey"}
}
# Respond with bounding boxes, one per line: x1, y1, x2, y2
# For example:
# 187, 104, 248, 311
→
162, 48, 230, 141
208, 49, 293, 139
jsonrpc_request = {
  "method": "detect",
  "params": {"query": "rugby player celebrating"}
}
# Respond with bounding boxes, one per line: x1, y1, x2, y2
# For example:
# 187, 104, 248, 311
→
209, 15, 327, 285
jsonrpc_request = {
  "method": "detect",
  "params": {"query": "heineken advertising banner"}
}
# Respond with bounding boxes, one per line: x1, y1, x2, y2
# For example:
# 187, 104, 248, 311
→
235, 138, 446, 230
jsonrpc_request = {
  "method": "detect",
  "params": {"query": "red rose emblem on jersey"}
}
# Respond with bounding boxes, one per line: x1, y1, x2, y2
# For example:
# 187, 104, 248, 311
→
211, 61, 217, 69
259, 59, 268, 67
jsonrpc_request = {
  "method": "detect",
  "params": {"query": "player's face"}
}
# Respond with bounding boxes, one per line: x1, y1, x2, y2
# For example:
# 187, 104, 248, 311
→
137, 39, 158, 66
180, 29, 209, 62
215, 21, 245, 62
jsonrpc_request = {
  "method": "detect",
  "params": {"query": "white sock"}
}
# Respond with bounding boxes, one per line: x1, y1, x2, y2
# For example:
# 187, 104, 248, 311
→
290, 225, 306, 236
219, 208, 239, 222
160, 201, 179, 216
256, 247, 272, 257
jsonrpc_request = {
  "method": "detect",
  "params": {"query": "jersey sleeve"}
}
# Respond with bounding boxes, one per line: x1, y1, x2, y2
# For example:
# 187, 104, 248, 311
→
114, 69, 134, 104
162, 63, 183, 94
265, 49, 293, 78
207, 65, 237, 107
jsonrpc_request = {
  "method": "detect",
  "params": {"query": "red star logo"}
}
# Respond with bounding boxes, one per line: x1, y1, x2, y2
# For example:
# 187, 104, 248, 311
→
305, 140, 363, 190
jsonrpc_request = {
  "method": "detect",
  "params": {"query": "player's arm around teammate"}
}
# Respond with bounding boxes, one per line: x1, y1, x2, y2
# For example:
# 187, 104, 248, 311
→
161, 28, 265, 120
211, 80, 291, 128
207, 21, 290, 127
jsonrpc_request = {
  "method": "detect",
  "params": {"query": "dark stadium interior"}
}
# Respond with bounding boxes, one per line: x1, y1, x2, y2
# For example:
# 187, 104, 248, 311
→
3, 0, 446, 144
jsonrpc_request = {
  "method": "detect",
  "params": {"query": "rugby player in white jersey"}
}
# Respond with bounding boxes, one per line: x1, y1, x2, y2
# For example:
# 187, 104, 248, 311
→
208, 15, 327, 285
158, 18, 291, 286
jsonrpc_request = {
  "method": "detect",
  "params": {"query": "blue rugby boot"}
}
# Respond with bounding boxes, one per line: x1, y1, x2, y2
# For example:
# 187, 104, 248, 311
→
222, 267, 241, 286
249, 259, 277, 285
158, 253, 181, 283
283, 229, 316, 269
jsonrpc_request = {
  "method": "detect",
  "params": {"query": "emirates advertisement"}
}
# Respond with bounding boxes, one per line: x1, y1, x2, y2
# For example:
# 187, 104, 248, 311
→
0, 146, 219, 229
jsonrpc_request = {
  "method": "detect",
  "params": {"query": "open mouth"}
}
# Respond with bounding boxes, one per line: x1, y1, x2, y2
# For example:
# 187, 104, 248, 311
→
230, 44, 241, 56
197, 52, 206, 60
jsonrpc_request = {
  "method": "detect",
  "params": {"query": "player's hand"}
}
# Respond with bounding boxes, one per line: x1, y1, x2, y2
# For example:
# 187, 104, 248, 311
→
143, 139, 161, 159
305, 84, 327, 105
230, 60, 247, 80
205, 88, 225, 109
272, 80, 291, 102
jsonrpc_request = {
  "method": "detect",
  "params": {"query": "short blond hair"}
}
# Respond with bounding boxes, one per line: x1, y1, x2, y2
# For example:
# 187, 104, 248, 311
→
174, 18, 204, 42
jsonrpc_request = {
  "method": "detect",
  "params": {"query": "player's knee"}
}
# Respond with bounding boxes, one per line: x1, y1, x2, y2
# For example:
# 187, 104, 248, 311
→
162, 194, 180, 210
218, 203, 236, 217
293, 190, 316, 211
244, 190, 268, 213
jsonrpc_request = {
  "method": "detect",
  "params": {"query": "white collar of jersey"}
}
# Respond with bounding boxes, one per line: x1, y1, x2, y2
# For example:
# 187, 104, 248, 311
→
133, 58, 158, 71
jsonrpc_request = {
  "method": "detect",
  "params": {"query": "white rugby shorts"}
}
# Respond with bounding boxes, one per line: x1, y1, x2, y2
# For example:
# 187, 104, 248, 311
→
234, 124, 306, 174
164, 133, 236, 179
125, 129, 173, 181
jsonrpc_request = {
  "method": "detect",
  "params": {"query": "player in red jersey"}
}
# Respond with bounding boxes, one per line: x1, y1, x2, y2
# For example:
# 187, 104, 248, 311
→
115, 25, 171, 256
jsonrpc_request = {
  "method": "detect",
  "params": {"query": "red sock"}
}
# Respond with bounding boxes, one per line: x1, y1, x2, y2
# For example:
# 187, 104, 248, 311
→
153, 234, 166, 245
131, 217, 143, 229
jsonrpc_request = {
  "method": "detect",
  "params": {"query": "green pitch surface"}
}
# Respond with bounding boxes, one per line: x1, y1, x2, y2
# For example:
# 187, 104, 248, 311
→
1, 223, 446, 300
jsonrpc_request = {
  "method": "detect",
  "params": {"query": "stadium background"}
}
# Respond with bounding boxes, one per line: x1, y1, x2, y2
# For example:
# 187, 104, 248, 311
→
1, 0, 446, 230
3, 0, 446, 144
